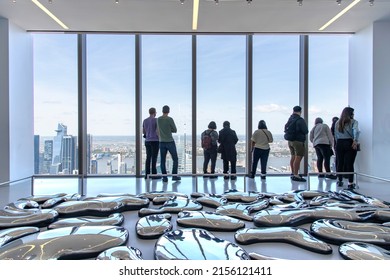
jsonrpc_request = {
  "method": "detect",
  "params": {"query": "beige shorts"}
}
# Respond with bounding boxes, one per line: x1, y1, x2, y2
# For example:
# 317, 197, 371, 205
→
288, 141, 305, 157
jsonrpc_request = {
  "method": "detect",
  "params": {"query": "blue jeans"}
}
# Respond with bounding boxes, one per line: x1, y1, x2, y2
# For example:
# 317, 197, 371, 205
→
251, 147, 270, 176
159, 141, 179, 176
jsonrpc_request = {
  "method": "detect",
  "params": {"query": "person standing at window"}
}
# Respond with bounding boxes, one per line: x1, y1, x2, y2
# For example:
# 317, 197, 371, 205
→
142, 107, 160, 179
284, 106, 309, 182
335, 107, 360, 189
218, 121, 239, 180
201, 121, 219, 179
157, 105, 180, 182
248, 120, 273, 180
309, 117, 337, 179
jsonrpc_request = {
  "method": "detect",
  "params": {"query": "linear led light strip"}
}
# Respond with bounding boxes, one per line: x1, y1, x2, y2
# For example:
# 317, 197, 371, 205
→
192, 0, 199, 30
32, 0, 69, 30
319, 0, 361, 31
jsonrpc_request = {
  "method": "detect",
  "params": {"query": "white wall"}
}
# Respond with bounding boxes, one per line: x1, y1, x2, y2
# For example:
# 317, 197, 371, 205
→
349, 21, 390, 179
0, 18, 11, 183
0, 19, 33, 183
9, 22, 34, 181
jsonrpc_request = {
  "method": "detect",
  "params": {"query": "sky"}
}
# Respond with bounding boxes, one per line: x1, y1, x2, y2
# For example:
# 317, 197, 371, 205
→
33, 33, 349, 137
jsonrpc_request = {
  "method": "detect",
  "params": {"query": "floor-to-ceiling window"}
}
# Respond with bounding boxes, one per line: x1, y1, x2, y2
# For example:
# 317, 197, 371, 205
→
141, 35, 192, 176
253, 35, 300, 175
33, 34, 78, 176
86, 34, 135, 176
197, 35, 247, 177
308, 35, 349, 173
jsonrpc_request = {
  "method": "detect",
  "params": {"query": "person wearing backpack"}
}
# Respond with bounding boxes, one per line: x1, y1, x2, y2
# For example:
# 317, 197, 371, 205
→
284, 105, 308, 182
201, 121, 219, 179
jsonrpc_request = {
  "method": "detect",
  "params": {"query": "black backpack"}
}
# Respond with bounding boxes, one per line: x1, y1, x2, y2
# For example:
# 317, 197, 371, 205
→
284, 118, 299, 141
201, 131, 212, 150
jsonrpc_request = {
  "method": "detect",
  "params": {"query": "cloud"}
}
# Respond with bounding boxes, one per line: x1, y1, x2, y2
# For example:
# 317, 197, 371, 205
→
254, 104, 289, 113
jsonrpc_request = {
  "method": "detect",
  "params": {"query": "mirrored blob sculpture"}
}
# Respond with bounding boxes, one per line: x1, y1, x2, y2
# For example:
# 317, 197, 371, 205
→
253, 206, 375, 227
5, 200, 40, 211
216, 200, 269, 221
0, 227, 39, 247
41, 193, 81, 208
47, 213, 124, 229
222, 190, 264, 203
136, 213, 172, 239
235, 227, 333, 254
0, 208, 59, 229
155, 228, 249, 260
96, 246, 143, 260
340, 190, 390, 208
20, 193, 68, 204
83, 196, 149, 211
0, 225, 128, 260
310, 219, 390, 247
176, 211, 245, 231
138, 191, 188, 201
138, 197, 202, 217
339, 242, 390, 260
53, 200, 124, 217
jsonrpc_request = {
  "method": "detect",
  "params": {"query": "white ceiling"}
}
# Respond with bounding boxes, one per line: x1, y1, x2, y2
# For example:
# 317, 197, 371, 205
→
1, 0, 390, 33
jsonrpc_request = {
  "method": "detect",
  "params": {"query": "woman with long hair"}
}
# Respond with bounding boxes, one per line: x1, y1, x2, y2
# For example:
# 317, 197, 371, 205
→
335, 107, 360, 189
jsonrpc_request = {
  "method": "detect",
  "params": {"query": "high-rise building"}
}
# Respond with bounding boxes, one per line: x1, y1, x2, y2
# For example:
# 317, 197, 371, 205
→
42, 140, 53, 174
51, 123, 67, 174
34, 135, 40, 174
61, 135, 76, 174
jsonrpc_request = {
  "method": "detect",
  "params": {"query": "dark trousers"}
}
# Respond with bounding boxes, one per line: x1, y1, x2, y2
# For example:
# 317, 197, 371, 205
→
251, 147, 270, 176
336, 138, 357, 183
203, 147, 217, 173
314, 144, 332, 173
145, 141, 159, 175
223, 159, 237, 175
160, 141, 179, 176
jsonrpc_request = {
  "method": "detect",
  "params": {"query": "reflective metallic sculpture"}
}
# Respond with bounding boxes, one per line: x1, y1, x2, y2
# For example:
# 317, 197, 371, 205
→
136, 213, 172, 239
253, 206, 375, 227
339, 242, 390, 260
47, 213, 124, 229
83, 196, 149, 211
138, 197, 202, 217
310, 219, 390, 247
249, 252, 283, 260
216, 199, 269, 221
176, 211, 245, 231
96, 246, 143, 260
0, 225, 128, 260
137, 191, 188, 201
155, 228, 249, 260
53, 200, 124, 217
0, 227, 39, 247
235, 227, 333, 254
222, 189, 263, 203
0, 208, 58, 229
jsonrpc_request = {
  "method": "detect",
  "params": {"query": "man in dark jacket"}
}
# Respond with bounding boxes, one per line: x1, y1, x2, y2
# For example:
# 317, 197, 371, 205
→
218, 121, 239, 180
284, 106, 308, 182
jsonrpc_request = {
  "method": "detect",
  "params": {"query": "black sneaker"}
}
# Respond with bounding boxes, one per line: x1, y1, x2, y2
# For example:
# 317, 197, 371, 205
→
230, 176, 237, 180
162, 177, 168, 182
172, 176, 181, 181
318, 174, 325, 178
347, 183, 356, 189
337, 181, 344, 187
291, 176, 306, 182
209, 175, 218, 179
224, 176, 230, 180
325, 174, 337, 180
246, 174, 255, 179
261, 175, 266, 180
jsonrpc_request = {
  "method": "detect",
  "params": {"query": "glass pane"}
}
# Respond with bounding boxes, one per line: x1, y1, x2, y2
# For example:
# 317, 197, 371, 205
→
308, 35, 350, 174
197, 35, 247, 176
86, 34, 135, 175
141, 35, 192, 177
253, 35, 300, 174
33, 34, 78, 175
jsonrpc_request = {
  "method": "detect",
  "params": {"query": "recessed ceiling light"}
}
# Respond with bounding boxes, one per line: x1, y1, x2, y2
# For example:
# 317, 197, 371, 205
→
192, 0, 199, 30
31, 0, 69, 30
319, 0, 361, 31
